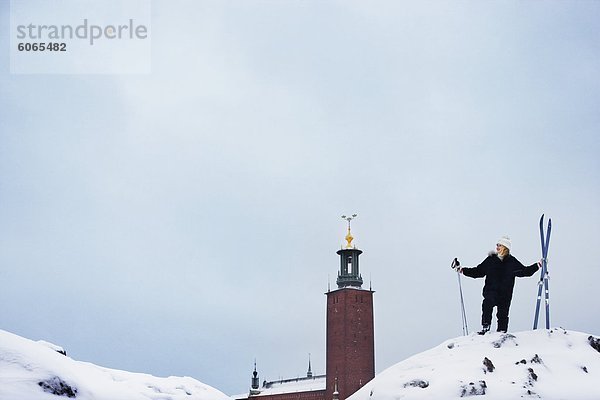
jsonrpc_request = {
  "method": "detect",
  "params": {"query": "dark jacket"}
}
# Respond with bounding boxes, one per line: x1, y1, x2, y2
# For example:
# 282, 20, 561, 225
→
462, 253, 538, 300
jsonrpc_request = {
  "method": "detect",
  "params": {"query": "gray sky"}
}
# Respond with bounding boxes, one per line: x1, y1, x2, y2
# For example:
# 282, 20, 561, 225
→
1, 0, 599, 396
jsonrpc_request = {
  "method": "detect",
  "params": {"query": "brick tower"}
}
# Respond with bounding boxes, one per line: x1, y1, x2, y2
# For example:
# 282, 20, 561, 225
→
326, 216, 375, 400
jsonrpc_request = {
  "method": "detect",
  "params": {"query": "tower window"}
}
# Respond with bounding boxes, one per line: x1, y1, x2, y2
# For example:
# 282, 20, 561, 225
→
346, 256, 352, 274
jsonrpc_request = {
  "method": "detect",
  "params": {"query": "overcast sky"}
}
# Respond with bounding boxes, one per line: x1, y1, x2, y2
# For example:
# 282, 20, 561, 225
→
1, 0, 599, 396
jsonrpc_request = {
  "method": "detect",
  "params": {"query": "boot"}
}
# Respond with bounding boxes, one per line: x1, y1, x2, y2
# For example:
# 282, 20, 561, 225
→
478, 325, 490, 335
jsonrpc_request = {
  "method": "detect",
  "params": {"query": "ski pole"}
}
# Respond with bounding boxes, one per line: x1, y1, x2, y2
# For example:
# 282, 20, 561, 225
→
452, 258, 469, 335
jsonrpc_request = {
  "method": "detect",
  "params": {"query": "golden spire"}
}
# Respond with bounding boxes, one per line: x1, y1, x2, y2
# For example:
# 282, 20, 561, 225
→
345, 227, 354, 249
341, 214, 357, 249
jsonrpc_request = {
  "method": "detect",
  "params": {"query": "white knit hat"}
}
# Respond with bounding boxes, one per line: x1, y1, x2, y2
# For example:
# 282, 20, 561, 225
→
497, 236, 511, 251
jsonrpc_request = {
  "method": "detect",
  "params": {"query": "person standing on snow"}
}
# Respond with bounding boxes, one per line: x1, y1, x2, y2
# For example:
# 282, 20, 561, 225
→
457, 236, 541, 335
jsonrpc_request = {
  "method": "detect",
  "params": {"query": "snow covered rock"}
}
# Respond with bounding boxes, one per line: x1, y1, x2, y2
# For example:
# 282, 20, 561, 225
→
0, 329, 231, 400
38, 376, 78, 397
459, 380, 486, 397
588, 336, 600, 353
350, 328, 600, 400
37, 339, 67, 356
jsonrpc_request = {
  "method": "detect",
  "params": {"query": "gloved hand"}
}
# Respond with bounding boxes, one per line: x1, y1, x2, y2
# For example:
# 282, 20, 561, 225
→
451, 258, 460, 270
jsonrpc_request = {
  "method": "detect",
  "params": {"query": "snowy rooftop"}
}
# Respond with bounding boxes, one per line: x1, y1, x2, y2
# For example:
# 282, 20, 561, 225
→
233, 375, 326, 399
261, 374, 326, 394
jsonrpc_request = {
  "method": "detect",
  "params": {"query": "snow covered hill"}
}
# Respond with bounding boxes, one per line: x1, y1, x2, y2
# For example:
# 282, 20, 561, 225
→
4, 328, 600, 400
350, 329, 600, 400
0, 329, 231, 400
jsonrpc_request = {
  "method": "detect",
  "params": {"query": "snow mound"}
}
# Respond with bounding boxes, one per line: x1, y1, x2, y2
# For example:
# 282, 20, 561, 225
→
350, 329, 600, 400
0, 329, 231, 400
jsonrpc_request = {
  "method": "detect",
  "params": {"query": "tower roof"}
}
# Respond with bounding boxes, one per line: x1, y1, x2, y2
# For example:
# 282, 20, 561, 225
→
337, 214, 363, 288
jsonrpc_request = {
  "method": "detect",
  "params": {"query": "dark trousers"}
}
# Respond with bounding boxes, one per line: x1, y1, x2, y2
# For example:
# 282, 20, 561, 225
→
481, 294, 511, 332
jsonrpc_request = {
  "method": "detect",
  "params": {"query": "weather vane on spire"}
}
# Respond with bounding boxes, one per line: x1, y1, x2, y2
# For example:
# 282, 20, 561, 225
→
341, 214, 357, 249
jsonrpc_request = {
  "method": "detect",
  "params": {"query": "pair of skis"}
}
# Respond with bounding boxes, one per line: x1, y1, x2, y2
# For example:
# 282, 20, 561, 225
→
533, 214, 552, 330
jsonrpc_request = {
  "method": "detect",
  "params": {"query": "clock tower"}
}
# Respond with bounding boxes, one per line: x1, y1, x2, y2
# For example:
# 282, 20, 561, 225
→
325, 216, 375, 400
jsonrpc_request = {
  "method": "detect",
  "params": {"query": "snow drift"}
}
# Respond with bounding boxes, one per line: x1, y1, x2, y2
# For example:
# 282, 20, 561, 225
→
0, 329, 231, 400
350, 328, 600, 400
